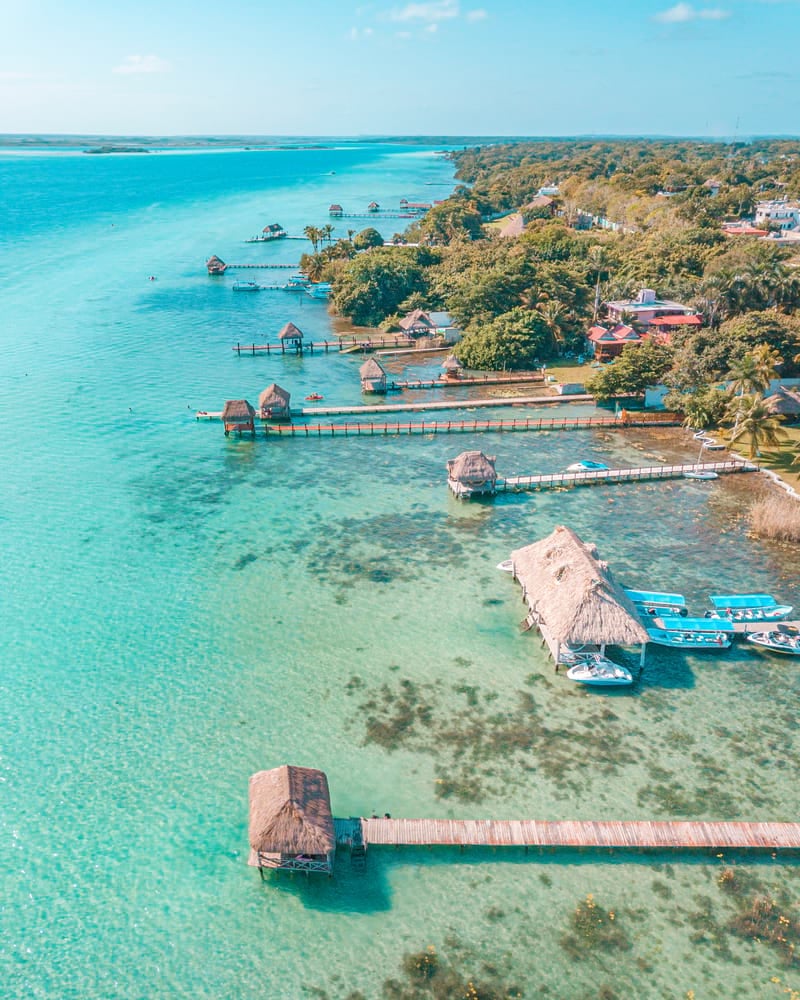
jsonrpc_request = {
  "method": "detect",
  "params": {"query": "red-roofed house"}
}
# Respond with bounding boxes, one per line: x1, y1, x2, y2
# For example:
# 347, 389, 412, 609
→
587, 324, 642, 362
722, 222, 769, 237
647, 314, 703, 338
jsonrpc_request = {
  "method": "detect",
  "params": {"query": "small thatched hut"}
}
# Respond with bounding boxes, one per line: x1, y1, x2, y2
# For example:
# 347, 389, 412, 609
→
442, 354, 464, 379
278, 322, 304, 350
360, 357, 387, 394
764, 386, 800, 421
446, 450, 497, 498
258, 383, 291, 421
511, 525, 649, 665
368, 201, 380, 213
248, 765, 336, 875
221, 399, 256, 436
399, 309, 435, 337
329, 204, 344, 217
206, 254, 227, 275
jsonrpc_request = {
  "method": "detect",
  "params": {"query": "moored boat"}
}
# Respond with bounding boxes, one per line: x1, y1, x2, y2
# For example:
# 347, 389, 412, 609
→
496, 558, 513, 572
747, 629, 800, 656
646, 616, 734, 649
705, 594, 793, 623
684, 471, 719, 480
625, 589, 688, 617
566, 460, 609, 472
232, 281, 260, 292
566, 654, 633, 686
306, 282, 332, 299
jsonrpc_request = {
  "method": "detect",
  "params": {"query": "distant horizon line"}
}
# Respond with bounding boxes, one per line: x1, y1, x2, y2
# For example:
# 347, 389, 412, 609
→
2, 132, 800, 142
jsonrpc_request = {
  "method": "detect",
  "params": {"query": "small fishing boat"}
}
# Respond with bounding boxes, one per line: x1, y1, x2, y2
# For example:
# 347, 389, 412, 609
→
496, 559, 514, 573
747, 629, 800, 656
566, 460, 609, 472
625, 589, 688, 617
232, 281, 260, 292
304, 393, 324, 402
684, 471, 719, 480
306, 282, 332, 299
286, 275, 310, 289
566, 654, 633, 687
705, 594, 793, 623
646, 617, 734, 649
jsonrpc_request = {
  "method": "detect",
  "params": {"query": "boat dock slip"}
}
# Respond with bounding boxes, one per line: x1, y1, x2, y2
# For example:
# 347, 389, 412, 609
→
334, 817, 800, 851
497, 459, 754, 492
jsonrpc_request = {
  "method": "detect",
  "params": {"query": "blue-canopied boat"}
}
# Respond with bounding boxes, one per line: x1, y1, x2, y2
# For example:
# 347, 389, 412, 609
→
705, 594, 793, 623
646, 617, 735, 649
306, 282, 332, 299
625, 589, 688, 617
232, 280, 260, 292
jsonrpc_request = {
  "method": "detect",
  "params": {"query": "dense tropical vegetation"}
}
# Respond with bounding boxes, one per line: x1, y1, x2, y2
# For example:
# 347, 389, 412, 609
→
299, 139, 800, 460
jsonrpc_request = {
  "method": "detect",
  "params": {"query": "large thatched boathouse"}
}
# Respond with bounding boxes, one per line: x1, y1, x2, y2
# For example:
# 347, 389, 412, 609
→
221, 399, 256, 436
258, 383, 291, 421
278, 322, 304, 351
206, 254, 227, 275
446, 450, 497, 498
360, 357, 387, 394
248, 765, 336, 875
511, 525, 649, 667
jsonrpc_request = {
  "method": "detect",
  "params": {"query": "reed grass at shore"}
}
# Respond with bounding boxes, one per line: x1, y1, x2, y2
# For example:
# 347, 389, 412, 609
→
749, 492, 800, 542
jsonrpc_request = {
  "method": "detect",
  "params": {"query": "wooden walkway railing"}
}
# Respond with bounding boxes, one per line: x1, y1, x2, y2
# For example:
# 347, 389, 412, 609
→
335, 817, 800, 851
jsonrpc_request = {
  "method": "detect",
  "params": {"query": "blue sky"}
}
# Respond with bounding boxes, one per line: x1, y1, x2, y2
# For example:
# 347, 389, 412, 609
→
0, 0, 798, 136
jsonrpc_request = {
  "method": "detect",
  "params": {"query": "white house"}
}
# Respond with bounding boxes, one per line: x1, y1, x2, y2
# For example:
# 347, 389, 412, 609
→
754, 199, 800, 232
605, 288, 699, 327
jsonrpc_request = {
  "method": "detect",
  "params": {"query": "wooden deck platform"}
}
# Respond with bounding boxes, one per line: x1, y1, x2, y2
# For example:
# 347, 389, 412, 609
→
335, 817, 800, 851
233, 337, 416, 355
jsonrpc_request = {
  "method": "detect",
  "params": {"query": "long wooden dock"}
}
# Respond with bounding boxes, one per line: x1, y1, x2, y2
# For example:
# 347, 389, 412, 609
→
232, 337, 415, 355
388, 374, 544, 391
196, 414, 683, 437
223, 262, 301, 270
334, 817, 800, 851
496, 459, 755, 493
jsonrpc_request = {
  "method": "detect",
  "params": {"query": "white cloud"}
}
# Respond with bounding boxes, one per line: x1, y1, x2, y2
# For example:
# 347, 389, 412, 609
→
348, 25, 374, 38
395, 29, 412, 37
654, 2, 730, 21
426, 22, 438, 31
390, 0, 459, 22
466, 8, 488, 20
113, 54, 171, 75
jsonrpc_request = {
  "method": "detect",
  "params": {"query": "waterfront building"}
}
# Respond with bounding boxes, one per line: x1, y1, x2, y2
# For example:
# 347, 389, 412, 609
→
605, 288, 699, 326
359, 357, 387, 393
446, 450, 497, 498
258, 383, 291, 421
221, 399, 256, 436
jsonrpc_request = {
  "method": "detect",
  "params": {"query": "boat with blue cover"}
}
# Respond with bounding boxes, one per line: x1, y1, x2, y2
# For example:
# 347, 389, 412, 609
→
625, 589, 688, 617
705, 594, 793, 623
646, 617, 735, 649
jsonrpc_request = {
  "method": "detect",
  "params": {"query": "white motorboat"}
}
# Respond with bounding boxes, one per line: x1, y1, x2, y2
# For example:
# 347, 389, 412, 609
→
646, 617, 734, 649
684, 471, 719, 480
747, 629, 800, 656
566, 654, 633, 686
232, 281, 260, 292
496, 559, 513, 572
705, 594, 793, 623
566, 460, 609, 473
625, 589, 688, 617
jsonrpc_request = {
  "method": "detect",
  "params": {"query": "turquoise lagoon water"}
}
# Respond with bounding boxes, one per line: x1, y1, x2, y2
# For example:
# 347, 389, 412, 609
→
2, 145, 800, 999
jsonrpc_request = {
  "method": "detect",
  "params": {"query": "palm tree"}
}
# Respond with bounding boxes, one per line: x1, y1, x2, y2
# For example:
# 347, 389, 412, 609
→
727, 353, 766, 399
304, 254, 325, 282
725, 395, 787, 458
538, 300, 565, 352
750, 343, 783, 390
321, 224, 335, 244
587, 245, 608, 323
303, 225, 322, 252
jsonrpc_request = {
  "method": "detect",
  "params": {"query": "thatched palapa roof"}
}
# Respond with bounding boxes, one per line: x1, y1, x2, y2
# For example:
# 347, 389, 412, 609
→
399, 309, 434, 331
764, 386, 800, 417
511, 525, 648, 647
248, 766, 335, 864
278, 322, 304, 341
442, 354, 463, 372
446, 450, 497, 484
221, 399, 255, 421
258, 383, 291, 409
360, 357, 386, 379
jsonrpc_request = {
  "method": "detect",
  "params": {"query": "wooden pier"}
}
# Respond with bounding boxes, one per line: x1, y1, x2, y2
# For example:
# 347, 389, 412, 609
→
232, 336, 418, 355
496, 459, 755, 493
387, 373, 544, 391
334, 817, 800, 852
196, 413, 684, 437
223, 262, 301, 270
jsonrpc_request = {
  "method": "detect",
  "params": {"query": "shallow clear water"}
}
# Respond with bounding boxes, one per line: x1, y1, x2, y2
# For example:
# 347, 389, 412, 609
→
2, 145, 800, 999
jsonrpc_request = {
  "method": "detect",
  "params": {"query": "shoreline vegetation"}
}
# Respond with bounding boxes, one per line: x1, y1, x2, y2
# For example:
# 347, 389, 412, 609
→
295, 138, 800, 494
